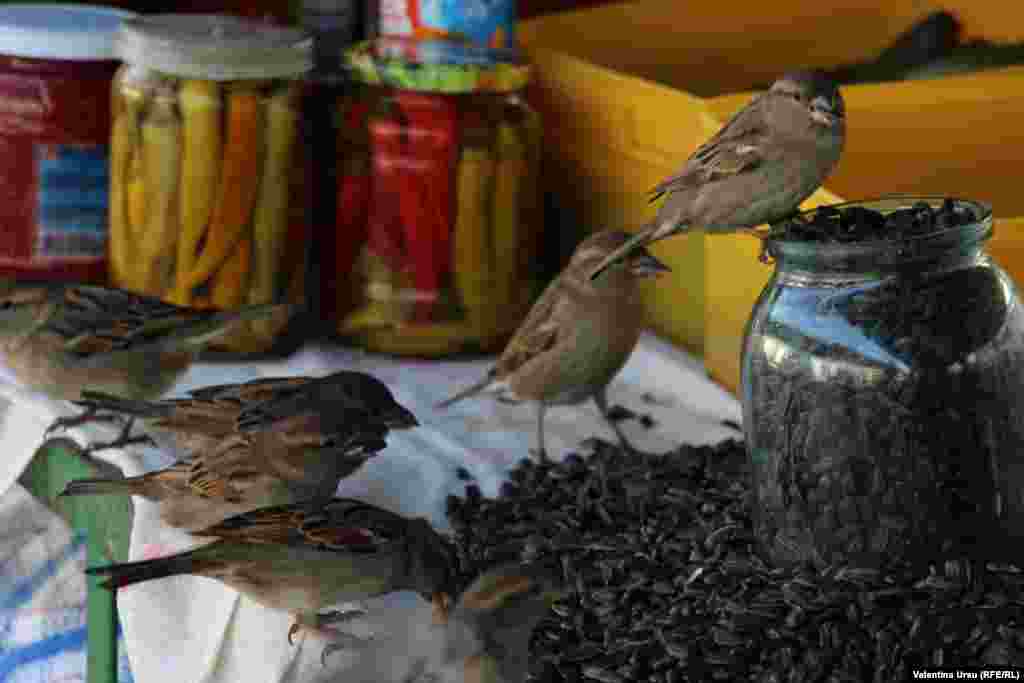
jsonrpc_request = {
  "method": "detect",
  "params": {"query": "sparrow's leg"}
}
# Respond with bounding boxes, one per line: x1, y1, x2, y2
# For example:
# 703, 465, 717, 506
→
593, 388, 638, 454
304, 606, 378, 666
81, 418, 157, 456
532, 403, 549, 463
288, 606, 368, 644
319, 631, 375, 666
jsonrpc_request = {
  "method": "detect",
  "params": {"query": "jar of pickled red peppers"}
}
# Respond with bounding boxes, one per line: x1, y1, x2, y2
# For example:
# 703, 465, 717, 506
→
329, 37, 543, 356
110, 14, 313, 354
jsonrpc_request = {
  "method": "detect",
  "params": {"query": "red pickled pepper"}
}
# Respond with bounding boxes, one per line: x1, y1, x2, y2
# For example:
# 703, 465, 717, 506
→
390, 90, 458, 322
365, 101, 410, 298
331, 99, 373, 320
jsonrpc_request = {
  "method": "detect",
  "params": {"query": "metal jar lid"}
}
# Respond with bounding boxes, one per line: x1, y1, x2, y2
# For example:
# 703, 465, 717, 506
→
0, 4, 135, 61
116, 13, 313, 81
345, 36, 531, 94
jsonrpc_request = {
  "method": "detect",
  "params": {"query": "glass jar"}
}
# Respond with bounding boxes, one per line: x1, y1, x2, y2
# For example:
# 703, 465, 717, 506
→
0, 4, 133, 285
741, 197, 1024, 570
110, 14, 312, 354
328, 37, 542, 356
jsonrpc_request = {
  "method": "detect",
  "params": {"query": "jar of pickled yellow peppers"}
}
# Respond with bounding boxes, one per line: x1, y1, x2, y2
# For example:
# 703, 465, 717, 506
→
330, 37, 542, 356
110, 14, 312, 353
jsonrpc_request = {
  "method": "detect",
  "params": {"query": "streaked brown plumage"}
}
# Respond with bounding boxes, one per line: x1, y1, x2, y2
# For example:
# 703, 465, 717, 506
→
0, 281, 290, 401
86, 498, 457, 655
436, 230, 669, 460
589, 71, 846, 280
58, 372, 419, 531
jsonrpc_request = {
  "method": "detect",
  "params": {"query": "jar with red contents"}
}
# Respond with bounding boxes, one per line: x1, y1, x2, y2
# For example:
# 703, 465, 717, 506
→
0, 4, 134, 284
328, 36, 542, 356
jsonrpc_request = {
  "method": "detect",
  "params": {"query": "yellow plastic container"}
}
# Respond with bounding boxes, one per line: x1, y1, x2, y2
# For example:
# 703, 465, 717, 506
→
518, 0, 1024, 395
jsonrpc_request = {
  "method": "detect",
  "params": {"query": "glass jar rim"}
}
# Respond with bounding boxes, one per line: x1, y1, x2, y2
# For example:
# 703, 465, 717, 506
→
764, 196, 994, 272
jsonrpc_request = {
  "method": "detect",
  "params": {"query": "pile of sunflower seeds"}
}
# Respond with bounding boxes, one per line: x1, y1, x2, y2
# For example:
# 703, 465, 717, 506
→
446, 438, 1024, 682
775, 197, 976, 243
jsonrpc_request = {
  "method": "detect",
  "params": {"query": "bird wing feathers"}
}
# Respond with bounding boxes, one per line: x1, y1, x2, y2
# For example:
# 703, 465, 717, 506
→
194, 498, 408, 551
494, 275, 568, 379
45, 284, 243, 362
651, 93, 768, 199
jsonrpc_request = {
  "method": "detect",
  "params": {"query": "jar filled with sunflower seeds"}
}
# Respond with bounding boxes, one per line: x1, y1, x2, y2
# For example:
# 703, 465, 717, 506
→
110, 14, 312, 354
742, 196, 1024, 570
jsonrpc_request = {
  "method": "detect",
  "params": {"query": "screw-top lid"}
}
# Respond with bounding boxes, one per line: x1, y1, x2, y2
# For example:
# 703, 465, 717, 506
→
116, 13, 313, 81
346, 37, 530, 94
0, 4, 135, 61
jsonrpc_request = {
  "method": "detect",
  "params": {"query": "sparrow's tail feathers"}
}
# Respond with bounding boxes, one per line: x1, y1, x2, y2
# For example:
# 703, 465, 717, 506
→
85, 547, 205, 590
74, 391, 170, 419
435, 371, 497, 410
58, 475, 155, 500
174, 303, 295, 349
75, 304, 295, 366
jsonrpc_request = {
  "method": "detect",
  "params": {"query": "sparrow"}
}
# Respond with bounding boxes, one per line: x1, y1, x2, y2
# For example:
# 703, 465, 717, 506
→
0, 280, 291, 440
402, 561, 566, 683
589, 70, 846, 280
436, 230, 670, 461
85, 498, 457, 658
58, 372, 419, 531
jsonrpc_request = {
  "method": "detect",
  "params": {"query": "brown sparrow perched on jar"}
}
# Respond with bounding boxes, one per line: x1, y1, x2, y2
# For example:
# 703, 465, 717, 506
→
590, 70, 846, 280
85, 497, 457, 661
58, 371, 419, 531
436, 230, 669, 461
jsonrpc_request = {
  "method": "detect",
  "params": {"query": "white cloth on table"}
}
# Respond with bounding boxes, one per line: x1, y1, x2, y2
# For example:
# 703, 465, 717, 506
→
0, 333, 741, 682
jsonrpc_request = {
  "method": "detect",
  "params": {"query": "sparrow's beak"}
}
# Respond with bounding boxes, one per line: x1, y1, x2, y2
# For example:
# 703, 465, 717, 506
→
385, 404, 420, 429
628, 249, 671, 278
589, 229, 655, 281
430, 591, 451, 624
810, 94, 841, 127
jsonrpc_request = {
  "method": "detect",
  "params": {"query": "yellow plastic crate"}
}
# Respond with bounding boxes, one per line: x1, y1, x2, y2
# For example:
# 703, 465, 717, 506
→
519, 0, 1024, 394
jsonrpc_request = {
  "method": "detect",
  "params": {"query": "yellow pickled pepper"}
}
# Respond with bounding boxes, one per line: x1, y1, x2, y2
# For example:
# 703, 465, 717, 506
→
172, 79, 223, 306
136, 82, 182, 296
452, 122, 496, 340
109, 67, 156, 292
179, 85, 265, 297
247, 82, 299, 339
517, 101, 543, 307
491, 113, 526, 326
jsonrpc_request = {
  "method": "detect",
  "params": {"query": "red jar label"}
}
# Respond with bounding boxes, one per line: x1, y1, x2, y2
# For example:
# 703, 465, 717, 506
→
32, 143, 109, 261
0, 58, 116, 281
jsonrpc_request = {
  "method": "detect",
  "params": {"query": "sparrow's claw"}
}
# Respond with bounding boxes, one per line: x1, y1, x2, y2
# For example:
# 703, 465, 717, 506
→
81, 418, 157, 456
319, 631, 373, 666
288, 606, 368, 647
288, 622, 301, 646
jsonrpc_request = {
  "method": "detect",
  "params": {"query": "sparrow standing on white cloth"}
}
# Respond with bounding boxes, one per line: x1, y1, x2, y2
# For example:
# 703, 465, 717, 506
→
437, 230, 670, 461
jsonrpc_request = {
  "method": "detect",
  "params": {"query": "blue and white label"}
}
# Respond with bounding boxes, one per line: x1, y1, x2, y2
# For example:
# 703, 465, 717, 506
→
34, 143, 109, 260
